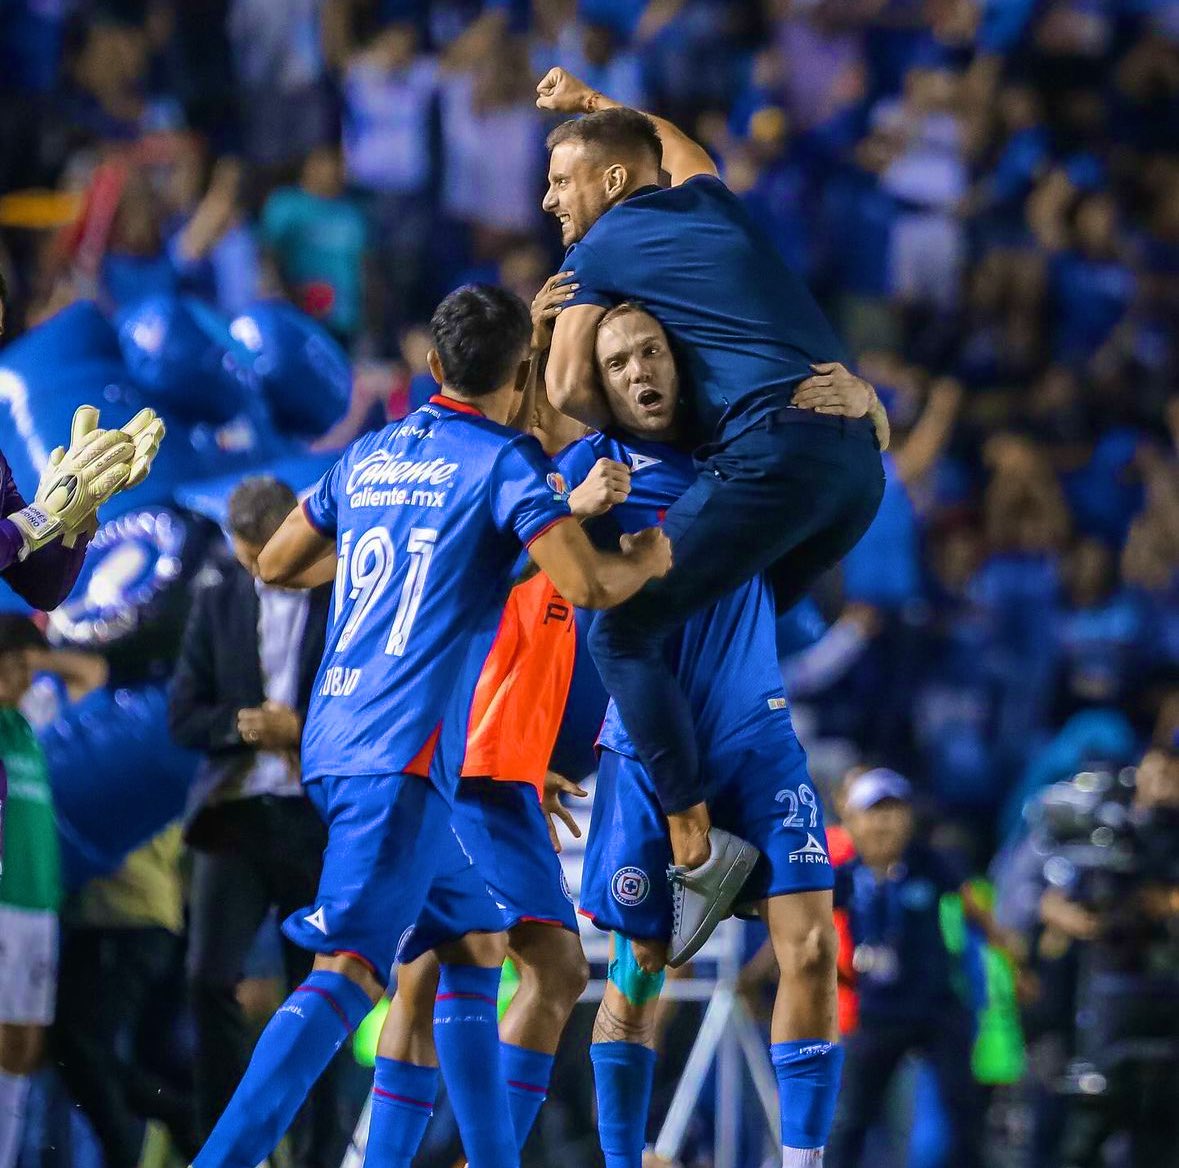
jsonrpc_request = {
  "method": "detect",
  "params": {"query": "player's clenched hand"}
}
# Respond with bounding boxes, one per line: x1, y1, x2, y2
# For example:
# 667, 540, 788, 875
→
531, 271, 579, 351
793, 363, 875, 417
620, 527, 672, 578
238, 701, 302, 750
569, 458, 630, 518
542, 770, 587, 853
536, 67, 597, 114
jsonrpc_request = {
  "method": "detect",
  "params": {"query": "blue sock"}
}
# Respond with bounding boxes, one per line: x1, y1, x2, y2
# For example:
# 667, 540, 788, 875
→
433, 964, 517, 1168
771, 1040, 844, 1161
500, 1043, 555, 1149
194, 970, 372, 1168
590, 1041, 656, 1168
366, 1056, 439, 1168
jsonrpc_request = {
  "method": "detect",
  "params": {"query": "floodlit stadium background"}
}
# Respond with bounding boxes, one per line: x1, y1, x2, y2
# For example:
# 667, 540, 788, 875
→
0, 1, 1177, 1166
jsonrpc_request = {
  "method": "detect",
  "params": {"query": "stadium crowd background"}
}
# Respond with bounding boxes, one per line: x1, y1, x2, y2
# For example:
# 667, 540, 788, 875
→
0, 0, 1178, 1166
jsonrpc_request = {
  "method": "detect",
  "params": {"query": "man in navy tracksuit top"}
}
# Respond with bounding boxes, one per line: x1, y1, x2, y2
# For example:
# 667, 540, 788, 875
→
536, 67, 887, 960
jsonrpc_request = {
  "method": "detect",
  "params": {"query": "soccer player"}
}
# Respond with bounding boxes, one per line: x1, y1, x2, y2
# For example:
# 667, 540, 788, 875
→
362, 276, 621, 1167
557, 301, 875, 1168
363, 568, 586, 1168
191, 285, 671, 1168
535, 68, 888, 961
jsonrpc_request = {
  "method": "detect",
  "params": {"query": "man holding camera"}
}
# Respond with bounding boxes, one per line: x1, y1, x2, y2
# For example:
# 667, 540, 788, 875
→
1037, 742, 1179, 1166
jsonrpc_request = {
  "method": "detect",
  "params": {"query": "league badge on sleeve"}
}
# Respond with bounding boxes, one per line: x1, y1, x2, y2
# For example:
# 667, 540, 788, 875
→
546, 471, 569, 502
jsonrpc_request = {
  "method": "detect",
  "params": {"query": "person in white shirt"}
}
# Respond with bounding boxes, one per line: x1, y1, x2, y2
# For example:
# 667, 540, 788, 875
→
168, 476, 346, 1163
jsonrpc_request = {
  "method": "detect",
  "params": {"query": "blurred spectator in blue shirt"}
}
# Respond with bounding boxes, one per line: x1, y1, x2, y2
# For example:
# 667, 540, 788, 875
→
1062, 429, 1147, 546
764, 3, 867, 138
967, 84, 1049, 237
437, 29, 544, 268
955, 250, 1046, 389
341, 21, 441, 342
973, 433, 1072, 774
100, 171, 181, 311
165, 155, 262, 317
537, 16, 646, 110
342, 24, 438, 200
1054, 536, 1150, 719
720, 105, 816, 280
1121, 437, 1179, 672
829, 769, 988, 1168
260, 146, 369, 347
227, 0, 335, 168
1048, 192, 1137, 367
917, 517, 1006, 811
820, 148, 902, 353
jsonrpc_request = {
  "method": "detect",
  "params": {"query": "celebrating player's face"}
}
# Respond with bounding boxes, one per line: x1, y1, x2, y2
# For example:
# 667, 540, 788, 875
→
543, 143, 615, 246
594, 308, 679, 437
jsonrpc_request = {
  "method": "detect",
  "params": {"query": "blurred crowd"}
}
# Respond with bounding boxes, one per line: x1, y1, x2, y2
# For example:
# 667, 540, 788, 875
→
1, 0, 1179, 1166
2, 0, 1178, 816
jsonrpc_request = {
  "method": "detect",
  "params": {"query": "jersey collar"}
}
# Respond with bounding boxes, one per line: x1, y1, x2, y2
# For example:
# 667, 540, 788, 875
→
626, 184, 663, 201
429, 393, 485, 418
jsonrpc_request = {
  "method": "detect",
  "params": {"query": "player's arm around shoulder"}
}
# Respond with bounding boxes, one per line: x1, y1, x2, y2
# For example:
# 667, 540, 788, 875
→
527, 515, 670, 610
546, 302, 612, 430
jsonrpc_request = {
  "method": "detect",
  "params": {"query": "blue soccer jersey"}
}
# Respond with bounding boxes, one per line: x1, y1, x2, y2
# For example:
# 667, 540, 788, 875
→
301, 395, 570, 791
562, 176, 850, 443
557, 431, 796, 767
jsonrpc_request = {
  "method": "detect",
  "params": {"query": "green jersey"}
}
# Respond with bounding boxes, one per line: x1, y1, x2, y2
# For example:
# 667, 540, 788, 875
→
0, 707, 61, 913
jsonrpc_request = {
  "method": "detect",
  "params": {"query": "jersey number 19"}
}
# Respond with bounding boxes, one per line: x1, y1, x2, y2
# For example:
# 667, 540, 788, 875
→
333, 525, 438, 657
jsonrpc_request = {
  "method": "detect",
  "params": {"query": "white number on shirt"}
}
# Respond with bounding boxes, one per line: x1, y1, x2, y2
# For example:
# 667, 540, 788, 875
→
333, 525, 438, 656
386, 528, 436, 656
778, 783, 821, 829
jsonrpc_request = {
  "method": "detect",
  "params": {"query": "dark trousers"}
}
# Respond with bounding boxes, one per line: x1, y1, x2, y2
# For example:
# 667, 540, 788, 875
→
588, 411, 885, 812
827, 1008, 983, 1168
187, 794, 346, 1167
52, 926, 196, 1167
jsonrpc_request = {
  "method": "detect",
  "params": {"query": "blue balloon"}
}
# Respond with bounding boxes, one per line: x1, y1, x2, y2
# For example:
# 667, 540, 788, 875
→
39, 684, 199, 890
0, 301, 148, 517
117, 295, 253, 424
0, 300, 292, 523
229, 300, 351, 439
173, 449, 340, 531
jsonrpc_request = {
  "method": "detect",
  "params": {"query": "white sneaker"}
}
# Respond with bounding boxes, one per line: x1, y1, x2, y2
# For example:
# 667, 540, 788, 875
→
667, 828, 760, 967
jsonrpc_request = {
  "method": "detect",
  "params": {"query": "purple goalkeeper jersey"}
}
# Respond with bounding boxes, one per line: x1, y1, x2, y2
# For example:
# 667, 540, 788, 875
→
0, 449, 89, 611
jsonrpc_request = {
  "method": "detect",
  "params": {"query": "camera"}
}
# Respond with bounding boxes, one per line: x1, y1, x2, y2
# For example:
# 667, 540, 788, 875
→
1032, 765, 1179, 1073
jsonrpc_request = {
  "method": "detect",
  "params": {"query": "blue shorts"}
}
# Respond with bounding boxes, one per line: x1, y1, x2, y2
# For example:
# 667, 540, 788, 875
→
581, 736, 833, 941
283, 772, 503, 981
451, 779, 578, 936
394, 825, 509, 966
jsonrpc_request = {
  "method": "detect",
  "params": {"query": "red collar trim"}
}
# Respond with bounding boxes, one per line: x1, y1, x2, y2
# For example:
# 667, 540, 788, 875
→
429, 393, 485, 418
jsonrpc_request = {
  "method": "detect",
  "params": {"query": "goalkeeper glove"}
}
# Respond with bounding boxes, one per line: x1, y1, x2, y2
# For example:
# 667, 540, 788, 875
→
121, 406, 165, 489
58, 407, 166, 547
8, 406, 135, 559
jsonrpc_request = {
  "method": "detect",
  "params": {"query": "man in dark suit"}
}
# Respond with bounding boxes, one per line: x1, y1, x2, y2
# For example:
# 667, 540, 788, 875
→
168, 475, 344, 1165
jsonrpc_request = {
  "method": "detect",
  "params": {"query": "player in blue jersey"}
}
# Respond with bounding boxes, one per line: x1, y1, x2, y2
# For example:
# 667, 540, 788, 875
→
192, 285, 671, 1168
535, 68, 889, 959
550, 301, 875, 1168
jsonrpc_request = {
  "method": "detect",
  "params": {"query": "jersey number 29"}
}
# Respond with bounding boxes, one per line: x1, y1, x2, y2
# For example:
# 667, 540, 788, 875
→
333, 526, 437, 656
